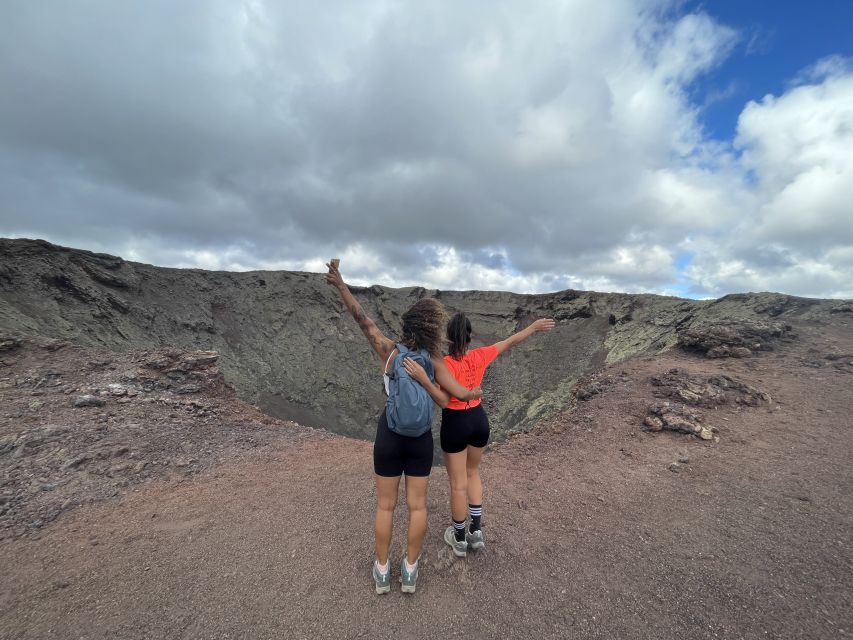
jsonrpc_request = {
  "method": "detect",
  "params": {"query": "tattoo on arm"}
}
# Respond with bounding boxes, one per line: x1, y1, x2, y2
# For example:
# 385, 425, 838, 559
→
346, 298, 391, 356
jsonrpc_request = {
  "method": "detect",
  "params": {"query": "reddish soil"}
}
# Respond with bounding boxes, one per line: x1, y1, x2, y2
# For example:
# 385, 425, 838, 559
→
1, 317, 852, 639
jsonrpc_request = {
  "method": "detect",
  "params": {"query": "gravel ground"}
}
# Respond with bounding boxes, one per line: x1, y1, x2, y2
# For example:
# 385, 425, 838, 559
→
1, 317, 852, 639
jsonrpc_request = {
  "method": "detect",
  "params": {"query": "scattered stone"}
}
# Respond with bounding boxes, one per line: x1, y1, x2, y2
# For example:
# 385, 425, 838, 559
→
574, 374, 616, 401
175, 384, 201, 395
668, 463, 681, 473
28, 400, 45, 411
678, 455, 690, 464
107, 383, 128, 396
61, 455, 89, 471
644, 401, 717, 440
651, 369, 771, 407
677, 320, 787, 358
643, 415, 664, 431
108, 463, 130, 476
74, 395, 106, 408
0, 434, 19, 454
0, 336, 23, 352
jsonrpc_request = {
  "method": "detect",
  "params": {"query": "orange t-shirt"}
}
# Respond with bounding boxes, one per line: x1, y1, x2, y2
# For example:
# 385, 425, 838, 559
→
443, 345, 499, 410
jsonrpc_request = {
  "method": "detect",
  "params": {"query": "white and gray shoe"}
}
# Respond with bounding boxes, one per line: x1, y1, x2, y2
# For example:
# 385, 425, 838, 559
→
466, 528, 485, 550
444, 526, 468, 557
373, 560, 391, 594
400, 558, 419, 594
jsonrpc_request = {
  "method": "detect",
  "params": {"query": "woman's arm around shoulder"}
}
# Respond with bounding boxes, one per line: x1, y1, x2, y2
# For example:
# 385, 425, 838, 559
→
326, 263, 395, 361
493, 318, 556, 356
403, 357, 452, 408
431, 357, 483, 403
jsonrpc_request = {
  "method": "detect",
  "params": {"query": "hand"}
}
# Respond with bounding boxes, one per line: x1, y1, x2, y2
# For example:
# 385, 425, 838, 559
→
530, 318, 556, 333
403, 357, 429, 384
468, 386, 483, 400
325, 262, 345, 289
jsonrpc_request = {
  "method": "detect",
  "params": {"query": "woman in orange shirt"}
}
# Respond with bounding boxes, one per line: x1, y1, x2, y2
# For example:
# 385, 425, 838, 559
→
440, 313, 555, 555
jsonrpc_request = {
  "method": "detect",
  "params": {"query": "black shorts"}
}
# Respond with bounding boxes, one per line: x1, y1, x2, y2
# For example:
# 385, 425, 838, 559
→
373, 410, 434, 477
440, 404, 490, 453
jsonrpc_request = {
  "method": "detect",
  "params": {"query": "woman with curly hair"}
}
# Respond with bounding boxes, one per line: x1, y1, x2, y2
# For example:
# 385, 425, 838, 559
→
325, 263, 482, 594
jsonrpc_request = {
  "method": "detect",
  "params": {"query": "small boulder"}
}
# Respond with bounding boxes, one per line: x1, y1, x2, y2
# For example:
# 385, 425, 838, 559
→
643, 415, 664, 431
0, 336, 23, 352
74, 395, 106, 408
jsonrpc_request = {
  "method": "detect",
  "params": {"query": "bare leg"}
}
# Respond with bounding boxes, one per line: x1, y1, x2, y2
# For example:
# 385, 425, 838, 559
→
404, 475, 429, 563
375, 475, 401, 565
465, 445, 485, 507
443, 450, 469, 522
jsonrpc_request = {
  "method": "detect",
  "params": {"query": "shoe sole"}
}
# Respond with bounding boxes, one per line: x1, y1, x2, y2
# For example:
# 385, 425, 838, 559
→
467, 540, 485, 550
444, 528, 468, 557
375, 583, 391, 595
400, 581, 416, 594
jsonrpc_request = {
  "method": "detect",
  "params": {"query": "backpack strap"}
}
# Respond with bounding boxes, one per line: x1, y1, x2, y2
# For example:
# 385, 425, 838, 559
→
384, 347, 398, 376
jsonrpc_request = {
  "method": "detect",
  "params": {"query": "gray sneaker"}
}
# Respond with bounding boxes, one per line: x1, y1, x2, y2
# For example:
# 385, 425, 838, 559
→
373, 560, 391, 594
400, 558, 418, 594
466, 528, 485, 550
444, 526, 468, 557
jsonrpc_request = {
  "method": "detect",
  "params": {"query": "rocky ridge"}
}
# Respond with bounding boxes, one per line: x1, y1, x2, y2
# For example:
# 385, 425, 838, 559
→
0, 238, 849, 443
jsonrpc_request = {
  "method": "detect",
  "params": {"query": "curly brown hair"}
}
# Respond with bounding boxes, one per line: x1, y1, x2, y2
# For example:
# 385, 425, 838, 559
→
401, 298, 448, 357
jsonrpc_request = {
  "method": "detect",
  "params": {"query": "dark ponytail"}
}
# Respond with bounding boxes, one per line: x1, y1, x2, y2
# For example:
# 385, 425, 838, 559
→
447, 312, 472, 360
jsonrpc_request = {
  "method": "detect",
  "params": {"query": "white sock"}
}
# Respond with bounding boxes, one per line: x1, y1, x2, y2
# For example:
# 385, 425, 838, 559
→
405, 557, 417, 573
375, 559, 388, 573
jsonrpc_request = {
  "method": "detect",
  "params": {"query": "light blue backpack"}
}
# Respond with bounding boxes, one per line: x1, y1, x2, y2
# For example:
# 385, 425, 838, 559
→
385, 343, 435, 437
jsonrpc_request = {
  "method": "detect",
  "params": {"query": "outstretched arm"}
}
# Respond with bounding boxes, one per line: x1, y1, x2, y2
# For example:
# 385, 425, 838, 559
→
325, 263, 395, 361
494, 318, 556, 356
403, 358, 483, 408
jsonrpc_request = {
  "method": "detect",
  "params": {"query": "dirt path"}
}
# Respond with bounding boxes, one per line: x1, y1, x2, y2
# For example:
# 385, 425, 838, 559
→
1, 319, 852, 639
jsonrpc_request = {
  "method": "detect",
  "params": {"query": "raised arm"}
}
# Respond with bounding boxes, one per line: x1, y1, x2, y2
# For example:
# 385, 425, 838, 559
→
325, 263, 395, 361
494, 318, 555, 356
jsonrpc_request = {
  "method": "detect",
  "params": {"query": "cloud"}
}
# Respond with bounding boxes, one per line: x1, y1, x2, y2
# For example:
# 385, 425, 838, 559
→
685, 56, 853, 298
0, 2, 851, 298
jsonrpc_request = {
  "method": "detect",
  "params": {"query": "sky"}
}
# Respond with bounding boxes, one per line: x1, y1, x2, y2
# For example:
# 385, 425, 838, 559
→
1, 0, 851, 299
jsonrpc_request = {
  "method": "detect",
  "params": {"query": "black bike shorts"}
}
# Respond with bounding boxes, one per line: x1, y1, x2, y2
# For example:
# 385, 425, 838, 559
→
440, 404, 490, 453
373, 410, 434, 477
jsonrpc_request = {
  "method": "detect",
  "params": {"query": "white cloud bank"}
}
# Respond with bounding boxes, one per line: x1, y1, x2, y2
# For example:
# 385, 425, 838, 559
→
0, 1, 851, 298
